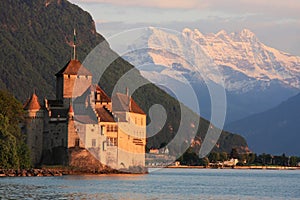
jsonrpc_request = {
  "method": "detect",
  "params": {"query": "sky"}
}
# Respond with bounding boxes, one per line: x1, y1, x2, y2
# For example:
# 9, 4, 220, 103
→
69, 0, 300, 56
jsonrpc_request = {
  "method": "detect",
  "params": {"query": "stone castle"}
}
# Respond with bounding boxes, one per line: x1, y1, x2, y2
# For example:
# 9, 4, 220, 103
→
23, 48, 146, 171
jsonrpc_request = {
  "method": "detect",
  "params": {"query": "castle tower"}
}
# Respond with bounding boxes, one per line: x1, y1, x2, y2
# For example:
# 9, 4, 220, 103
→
55, 30, 92, 106
55, 60, 92, 105
24, 92, 44, 166
67, 104, 80, 148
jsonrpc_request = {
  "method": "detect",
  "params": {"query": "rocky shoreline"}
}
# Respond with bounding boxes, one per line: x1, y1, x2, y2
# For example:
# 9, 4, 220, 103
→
0, 166, 148, 177
0, 169, 63, 177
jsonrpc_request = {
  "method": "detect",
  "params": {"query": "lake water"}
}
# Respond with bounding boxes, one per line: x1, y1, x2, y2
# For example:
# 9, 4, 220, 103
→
0, 168, 300, 200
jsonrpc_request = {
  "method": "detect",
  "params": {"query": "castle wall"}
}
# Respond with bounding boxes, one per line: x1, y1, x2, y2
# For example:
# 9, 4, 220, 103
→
63, 74, 92, 99
67, 118, 83, 148
116, 113, 146, 169
103, 122, 118, 169
25, 109, 44, 166
42, 119, 68, 165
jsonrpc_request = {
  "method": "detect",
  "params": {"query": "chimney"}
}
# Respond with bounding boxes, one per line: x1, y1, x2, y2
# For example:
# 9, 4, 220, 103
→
129, 96, 132, 112
126, 87, 131, 111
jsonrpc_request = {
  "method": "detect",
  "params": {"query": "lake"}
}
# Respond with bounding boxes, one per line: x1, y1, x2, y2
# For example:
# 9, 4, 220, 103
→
0, 168, 300, 199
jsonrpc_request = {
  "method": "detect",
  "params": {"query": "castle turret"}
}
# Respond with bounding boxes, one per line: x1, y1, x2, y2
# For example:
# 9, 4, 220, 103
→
24, 92, 44, 166
68, 104, 74, 119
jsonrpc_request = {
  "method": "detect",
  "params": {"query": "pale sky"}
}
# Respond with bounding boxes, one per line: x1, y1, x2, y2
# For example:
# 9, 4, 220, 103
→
70, 0, 300, 56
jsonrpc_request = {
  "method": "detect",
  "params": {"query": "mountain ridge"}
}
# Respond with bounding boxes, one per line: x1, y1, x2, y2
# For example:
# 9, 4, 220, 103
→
226, 92, 300, 155
150, 27, 300, 90
121, 27, 300, 123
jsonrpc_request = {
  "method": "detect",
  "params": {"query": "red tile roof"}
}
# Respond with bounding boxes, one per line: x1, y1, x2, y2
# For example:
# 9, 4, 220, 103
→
69, 104, 74, 113
95, 85, 111, 102
24, 92, 41, 110
73, 84, 111, 104
95, 107, 115, 122
55, 59, 92, 76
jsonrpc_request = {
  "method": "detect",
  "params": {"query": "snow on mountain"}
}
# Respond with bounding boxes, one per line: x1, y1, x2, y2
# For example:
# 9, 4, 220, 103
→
117, 27, 300, 123
122, 27, 300, 93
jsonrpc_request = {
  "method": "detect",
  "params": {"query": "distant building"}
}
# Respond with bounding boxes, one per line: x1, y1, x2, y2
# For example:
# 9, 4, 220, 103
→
23, 41, 146, 171
223, 158, 239, 167
149, 149, 159, 154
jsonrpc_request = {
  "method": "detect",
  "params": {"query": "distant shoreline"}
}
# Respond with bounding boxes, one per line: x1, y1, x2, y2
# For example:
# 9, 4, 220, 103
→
165, 165, 300, 170
2, 166, 299, 177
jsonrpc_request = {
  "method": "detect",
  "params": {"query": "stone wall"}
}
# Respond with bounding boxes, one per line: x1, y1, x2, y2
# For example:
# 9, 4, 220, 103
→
25, 109, 44, 166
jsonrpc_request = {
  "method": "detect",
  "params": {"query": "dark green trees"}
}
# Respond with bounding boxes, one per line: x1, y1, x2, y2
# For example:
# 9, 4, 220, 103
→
0, 90, 30, 169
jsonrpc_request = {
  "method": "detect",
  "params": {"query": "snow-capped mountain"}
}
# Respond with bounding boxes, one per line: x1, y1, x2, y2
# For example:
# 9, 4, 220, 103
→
113, 27, 300, 123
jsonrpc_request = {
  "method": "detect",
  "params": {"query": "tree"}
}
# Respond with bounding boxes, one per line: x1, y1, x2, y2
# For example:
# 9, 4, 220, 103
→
230, 148, 239, 159
201, 157, 210, 167
0, 90, 31, 169
0, 114, 19, 169
208, 152, 220, 163
289, 156, 298, 167
219, 152, 228, 162
246, 153, 256, 165
177, 147, 201, 166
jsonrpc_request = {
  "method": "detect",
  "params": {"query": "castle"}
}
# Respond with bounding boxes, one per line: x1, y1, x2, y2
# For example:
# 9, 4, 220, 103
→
23, 42, 146, 171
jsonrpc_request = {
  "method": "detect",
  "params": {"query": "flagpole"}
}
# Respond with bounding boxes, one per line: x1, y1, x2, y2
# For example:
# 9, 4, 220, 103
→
73, 29, 76, 60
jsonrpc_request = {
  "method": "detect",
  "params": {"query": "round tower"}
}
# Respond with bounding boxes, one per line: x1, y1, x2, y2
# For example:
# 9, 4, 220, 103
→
24, 92, 44, 166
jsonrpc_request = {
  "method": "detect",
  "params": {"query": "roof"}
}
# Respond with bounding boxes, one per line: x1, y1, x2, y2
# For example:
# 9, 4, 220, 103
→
55, 59, 92, 76
95, 85, 111, 102
24, 92, 41, 110
69, 104, 74, 113
74, 115, 98, 124
112, 93, 145, 114
95, 107, 115, 122
73, 106, 114, 123
73, 84, 111, 104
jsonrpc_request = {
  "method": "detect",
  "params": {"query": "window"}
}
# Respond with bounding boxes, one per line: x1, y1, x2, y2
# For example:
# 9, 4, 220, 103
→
61, 138, 64, 146
75, 138, 80, 147
107, 125, 118, 132
107, 137, 117, 146
100, 125, 105, 135
103, 141, 107, 151
113, 125, 118, 132
92, 139, 96, 147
